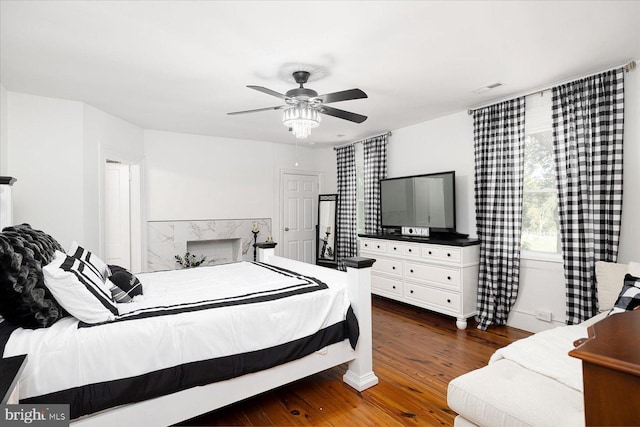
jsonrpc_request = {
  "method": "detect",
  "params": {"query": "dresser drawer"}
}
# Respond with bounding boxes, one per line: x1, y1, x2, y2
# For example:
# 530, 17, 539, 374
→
386, 242, 420, 257
361, 239, 387, 253
404, 262, 461, 289
372, 257, 403, 276
405, 284, 461, 313
421, 246, 461, 264
372, 275, 403, 296
403, 243, 421, 257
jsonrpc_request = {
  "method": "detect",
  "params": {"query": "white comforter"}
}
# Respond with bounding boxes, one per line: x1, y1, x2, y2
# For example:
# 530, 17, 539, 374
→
4, 261, 351, 400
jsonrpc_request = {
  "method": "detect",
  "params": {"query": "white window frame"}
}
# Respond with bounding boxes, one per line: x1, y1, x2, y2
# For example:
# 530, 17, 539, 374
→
521, 91, 562, 263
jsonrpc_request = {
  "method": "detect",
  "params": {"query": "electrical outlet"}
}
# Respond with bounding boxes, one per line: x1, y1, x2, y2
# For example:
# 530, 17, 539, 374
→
535, 309, 553, 322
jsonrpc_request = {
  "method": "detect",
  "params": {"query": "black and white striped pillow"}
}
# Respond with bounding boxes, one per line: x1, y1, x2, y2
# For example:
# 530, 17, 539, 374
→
108, 265, 143, 303
608, 274, 640, 315
67, 241, 111, 281
43, 251, 118, 324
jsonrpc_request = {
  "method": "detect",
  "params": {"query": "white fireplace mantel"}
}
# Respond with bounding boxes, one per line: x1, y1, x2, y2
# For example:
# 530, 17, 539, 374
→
147, 218, 272, 272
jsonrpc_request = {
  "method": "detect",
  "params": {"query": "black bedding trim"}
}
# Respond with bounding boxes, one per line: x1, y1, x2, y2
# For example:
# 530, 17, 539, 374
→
23, 314, 359, 420
0, 320, 19, 357
79, 262, 329, 328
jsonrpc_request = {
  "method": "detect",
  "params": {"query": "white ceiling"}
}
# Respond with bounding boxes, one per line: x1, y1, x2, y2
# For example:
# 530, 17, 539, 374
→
1, 1, 639, 146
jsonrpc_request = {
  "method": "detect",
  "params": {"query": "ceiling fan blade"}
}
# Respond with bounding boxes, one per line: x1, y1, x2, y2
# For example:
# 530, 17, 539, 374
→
247, 85, 288, 100
227, 105, 286, 115
319, 106, 367, 123
314, 89, 367, 104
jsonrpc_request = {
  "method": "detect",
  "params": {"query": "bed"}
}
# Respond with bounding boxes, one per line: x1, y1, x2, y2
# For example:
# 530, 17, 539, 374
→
0, 224, 378, 426
447, 260, 640, 427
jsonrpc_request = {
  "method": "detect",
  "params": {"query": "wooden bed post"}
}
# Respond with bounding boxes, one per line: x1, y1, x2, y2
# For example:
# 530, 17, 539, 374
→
342, 256, 379, 391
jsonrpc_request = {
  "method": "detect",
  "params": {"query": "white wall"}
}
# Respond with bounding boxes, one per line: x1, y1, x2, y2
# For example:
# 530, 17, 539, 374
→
143, 130, 335, 252
82, 104, 145, 252
618, 67, 640, 264
512, 68, 640, 331
387, 112, 476, 237
386, 68, 640, 332
4, 91, 145, 252
312, 144, 338, 194
7, 92, 84, 249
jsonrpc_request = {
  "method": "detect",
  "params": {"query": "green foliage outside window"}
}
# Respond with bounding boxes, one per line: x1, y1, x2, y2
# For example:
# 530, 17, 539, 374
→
521, 131, 561, 254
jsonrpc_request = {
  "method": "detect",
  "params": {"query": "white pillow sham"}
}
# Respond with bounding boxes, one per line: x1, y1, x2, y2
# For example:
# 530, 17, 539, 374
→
43, 250, 118, 324
67, 241, 111, 280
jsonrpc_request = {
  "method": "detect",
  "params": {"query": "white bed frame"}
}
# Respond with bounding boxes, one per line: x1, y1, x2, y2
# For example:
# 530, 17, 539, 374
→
72, 248, 378, 426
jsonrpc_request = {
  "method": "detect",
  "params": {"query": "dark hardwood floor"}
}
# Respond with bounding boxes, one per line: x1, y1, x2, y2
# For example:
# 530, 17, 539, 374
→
179, 296, 531, 426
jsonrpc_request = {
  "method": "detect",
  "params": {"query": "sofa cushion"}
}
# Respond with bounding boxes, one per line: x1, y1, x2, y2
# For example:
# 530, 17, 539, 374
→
448, 359, 584, 427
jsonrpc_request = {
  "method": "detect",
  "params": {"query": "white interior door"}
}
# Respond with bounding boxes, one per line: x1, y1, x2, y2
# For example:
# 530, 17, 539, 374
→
105, 162, 131, 269
282, 172, 319, 263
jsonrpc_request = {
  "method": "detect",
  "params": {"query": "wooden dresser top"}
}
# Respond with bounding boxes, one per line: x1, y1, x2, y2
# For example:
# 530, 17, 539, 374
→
569, 310, 640, 377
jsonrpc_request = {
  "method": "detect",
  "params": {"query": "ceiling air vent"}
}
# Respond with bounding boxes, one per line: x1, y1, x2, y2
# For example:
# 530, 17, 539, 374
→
473, 82, 503, 94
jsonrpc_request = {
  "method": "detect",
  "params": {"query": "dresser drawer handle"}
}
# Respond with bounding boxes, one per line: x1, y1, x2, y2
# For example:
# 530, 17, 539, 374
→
376, 245, 380, 249
392, 285, 396, 289
408, 248, 412, 252
364, 243, 368, 247
447, 276, 451, 280
410, 269, 414, 273
428, 251, 432, 255
392, 266, 396, 270
410, 290, 414, 294
447, 253, 451, 257
393, 247, 397, 251
447, 299, 451, 303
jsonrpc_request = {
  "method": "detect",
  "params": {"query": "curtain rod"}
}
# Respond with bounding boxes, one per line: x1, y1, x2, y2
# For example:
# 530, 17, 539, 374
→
467, 60, 637, 115
332, 131, 392, 150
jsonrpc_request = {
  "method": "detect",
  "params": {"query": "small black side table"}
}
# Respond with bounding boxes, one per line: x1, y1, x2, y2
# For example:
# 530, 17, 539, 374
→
1, 354, 27, 404
254, 241, 277, 262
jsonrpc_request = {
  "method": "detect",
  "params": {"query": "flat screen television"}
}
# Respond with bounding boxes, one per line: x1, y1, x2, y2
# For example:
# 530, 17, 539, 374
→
380, 171, 456, 233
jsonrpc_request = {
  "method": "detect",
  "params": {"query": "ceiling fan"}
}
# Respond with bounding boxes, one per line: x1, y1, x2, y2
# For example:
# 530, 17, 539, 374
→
228, 71, 368, 139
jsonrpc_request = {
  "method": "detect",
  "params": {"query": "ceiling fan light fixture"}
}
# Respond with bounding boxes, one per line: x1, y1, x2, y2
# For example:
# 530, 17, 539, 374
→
282, 104, 321, 139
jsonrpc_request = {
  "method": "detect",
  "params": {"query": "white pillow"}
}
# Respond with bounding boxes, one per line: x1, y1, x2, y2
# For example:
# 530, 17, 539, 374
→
595, 261, 629, 312
67, 241, 110, 280
43, 250, 118, 324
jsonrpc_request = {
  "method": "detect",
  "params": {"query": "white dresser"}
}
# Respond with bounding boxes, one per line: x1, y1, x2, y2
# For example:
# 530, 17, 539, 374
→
360, 235, 480, 329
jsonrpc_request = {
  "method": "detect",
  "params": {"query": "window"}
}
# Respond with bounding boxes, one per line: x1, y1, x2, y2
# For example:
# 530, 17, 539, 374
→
521, 91, 561, 256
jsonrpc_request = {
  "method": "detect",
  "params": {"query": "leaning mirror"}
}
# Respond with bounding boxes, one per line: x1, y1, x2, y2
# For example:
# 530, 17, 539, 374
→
317, 194, 337, 267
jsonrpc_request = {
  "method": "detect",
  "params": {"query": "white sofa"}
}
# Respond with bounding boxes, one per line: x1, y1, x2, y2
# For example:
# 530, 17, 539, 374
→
447, 261, 640, 427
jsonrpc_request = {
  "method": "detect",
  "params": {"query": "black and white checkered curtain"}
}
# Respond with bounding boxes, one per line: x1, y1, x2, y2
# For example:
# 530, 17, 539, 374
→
363, 134, 388, 234
552, 68, 625, 324
474, 97, 526, 330
336, 145, 357, 270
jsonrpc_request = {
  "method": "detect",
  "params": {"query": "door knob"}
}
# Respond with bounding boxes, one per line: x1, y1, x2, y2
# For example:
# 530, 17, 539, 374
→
285, 227, 290, 231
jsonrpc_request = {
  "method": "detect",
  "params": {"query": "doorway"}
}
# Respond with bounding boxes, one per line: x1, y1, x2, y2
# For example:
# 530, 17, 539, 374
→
281, 171, 320, 263
104, 160, 142, 271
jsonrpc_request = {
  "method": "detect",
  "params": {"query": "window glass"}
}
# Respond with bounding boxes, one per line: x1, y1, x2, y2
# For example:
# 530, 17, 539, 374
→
521, 91, 561, 255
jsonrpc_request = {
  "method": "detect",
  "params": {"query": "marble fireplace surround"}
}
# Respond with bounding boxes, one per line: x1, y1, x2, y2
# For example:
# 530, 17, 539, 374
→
147, 218, 272, 272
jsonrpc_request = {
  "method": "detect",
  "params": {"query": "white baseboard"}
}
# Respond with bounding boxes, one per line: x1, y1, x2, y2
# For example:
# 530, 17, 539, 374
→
507, 310, 565, 333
